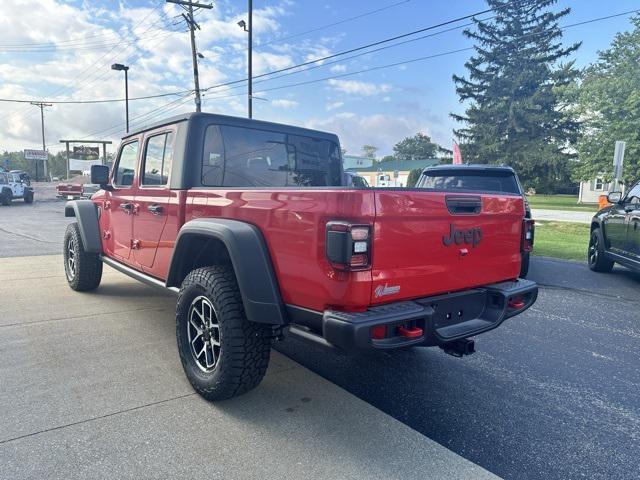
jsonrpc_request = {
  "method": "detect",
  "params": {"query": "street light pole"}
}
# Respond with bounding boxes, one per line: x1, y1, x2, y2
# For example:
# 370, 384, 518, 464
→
248, 0, 253, 119
111, 63, 130, 133
238, 0, 252, 119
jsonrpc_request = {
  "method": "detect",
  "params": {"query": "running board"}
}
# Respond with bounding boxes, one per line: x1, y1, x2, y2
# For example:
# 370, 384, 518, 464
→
101, 256, 178, 294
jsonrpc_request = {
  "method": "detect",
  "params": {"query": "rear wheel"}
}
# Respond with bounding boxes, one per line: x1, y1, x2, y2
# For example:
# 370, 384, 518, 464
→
176, 266, 272, 401
588, 228, 614, 273
63, 222, 103, 291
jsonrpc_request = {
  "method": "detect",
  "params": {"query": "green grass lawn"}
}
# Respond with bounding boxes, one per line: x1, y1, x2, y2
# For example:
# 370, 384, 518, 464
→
527, 194, 598, 212
532, 221, 590, 261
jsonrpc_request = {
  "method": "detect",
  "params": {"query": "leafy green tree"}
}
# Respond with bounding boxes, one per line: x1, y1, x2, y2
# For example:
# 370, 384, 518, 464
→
406, 168, 423, 187
452, 0, 580, 193
573, 15, 640, 186
393, 133, 439, 161
361, 145, 378, 160
379, 155, 395, 164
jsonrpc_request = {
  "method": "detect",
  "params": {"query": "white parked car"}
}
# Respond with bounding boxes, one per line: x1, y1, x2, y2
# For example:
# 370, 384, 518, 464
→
0, 171, 34, 205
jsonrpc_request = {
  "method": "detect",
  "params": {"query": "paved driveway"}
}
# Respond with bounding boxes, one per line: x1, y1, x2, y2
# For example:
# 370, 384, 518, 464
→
532, 208, 594, 223
0, 255, 496, 480
277, 257, 640, 480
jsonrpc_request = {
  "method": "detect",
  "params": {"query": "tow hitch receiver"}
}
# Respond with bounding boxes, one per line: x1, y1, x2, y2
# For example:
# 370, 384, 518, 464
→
440, 338, 475, 357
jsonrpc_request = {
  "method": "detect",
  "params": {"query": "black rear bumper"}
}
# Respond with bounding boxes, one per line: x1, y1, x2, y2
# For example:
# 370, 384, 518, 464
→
288, 279, 537, 351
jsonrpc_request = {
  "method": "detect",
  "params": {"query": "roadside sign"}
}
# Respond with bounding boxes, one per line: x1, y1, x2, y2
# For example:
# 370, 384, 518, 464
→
24, 149, 48, 161
613, 141, 625, 179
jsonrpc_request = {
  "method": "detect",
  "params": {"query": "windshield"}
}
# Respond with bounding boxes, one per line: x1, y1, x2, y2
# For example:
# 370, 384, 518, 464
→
416, 169, 521, 194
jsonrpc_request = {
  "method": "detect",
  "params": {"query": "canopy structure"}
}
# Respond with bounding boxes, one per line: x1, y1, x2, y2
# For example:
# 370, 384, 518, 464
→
59, 140, 112, 180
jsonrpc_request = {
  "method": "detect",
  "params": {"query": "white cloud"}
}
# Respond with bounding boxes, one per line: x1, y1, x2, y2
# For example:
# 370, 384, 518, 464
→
327, 79, 392, 96
329, 64, 347, 73
305, 112, 431, 155
271, 99, 299, 109
326, 101, 344, 111
253, 52, 294, 75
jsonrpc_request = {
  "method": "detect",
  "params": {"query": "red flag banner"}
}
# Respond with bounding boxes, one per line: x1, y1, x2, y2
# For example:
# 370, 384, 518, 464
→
453, 142, 462, 164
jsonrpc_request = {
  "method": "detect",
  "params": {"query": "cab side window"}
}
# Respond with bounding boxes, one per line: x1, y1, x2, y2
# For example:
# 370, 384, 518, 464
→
141, 132, 174, 186
626, 183, 640, 205
114, 141, 139, 187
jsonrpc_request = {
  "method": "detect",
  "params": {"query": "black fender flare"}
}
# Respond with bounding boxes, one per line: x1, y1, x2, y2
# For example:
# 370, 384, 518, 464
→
65, 200, 102, 253
167, 218, 287, 325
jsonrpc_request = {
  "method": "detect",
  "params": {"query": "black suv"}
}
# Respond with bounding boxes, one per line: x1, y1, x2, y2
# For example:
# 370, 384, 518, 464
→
588, 180, 640, 273
415, 164, 534, 277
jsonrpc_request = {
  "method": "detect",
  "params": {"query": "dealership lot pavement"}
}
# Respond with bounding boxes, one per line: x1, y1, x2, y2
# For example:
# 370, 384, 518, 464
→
0, 255, 497, 480
277, 258, 640, 480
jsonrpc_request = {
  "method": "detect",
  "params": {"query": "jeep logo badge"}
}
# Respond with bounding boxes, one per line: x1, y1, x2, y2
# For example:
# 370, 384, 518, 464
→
442, 224, 482, 247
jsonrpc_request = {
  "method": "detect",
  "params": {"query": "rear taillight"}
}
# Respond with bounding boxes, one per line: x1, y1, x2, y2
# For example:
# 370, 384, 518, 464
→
326, 221, 372, 271
522, 219, 535, 252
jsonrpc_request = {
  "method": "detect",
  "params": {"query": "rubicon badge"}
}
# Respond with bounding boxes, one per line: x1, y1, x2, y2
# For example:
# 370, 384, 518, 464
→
375, 283, 401, 298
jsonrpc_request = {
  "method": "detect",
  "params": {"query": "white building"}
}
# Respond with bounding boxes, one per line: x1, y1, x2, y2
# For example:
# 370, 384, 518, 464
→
578, 177, 611, 204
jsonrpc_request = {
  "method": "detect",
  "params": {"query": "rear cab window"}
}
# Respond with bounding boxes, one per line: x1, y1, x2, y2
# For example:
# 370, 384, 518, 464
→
416, 169, 522, 195
201, 124, 342, 187
141, 132, 174, 186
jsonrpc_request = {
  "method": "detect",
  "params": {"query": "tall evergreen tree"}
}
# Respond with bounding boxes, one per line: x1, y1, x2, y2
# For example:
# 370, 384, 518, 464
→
452, 0, 580, 192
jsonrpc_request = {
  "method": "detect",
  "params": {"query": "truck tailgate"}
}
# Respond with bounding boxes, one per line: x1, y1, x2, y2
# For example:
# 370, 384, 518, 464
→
371, 190, 524, 304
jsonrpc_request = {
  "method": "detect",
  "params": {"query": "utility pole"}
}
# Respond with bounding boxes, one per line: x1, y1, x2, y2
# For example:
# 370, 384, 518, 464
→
167, 0, 213, 113
30, 101, 52, 181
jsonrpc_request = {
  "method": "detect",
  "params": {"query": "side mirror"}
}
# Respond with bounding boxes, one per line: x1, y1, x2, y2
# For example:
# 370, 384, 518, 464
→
607, 191, 622, 204
91, 164, 111, 189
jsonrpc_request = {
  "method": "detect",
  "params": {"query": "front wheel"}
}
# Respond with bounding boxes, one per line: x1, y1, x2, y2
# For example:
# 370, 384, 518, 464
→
588, 228, 614, 273
24, 191, 34, 203
176, 266, 272, 401
1, 189, 11, 206
63, 222, 103, 291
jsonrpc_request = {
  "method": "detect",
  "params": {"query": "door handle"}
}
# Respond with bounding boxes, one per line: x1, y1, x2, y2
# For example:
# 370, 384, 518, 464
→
120, 202, 133, 213
148, 204, 164, 215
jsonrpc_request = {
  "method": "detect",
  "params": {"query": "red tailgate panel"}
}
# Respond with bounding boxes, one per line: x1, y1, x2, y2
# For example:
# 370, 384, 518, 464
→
371, 190, 524, 305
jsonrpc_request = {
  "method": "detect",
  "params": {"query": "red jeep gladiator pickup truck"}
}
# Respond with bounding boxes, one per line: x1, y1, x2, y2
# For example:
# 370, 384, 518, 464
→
63, 112, 537, 401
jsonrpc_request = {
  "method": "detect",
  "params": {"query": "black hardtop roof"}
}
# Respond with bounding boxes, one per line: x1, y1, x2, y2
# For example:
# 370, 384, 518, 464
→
422, 164, 515, 173
122, 112, 339, 142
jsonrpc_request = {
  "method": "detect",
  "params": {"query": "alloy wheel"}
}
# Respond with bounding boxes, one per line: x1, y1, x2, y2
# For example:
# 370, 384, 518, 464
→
66, 238, 76, 281
589, 234, 598, 266
187, 295, 221, 372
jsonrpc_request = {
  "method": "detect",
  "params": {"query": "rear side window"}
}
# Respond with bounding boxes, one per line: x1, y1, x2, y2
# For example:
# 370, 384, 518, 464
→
0, 173, 6, 184
201, 124, 342, 187
141, 132, 174, 186
416, 170, 521, 194
114, 141, 139, 187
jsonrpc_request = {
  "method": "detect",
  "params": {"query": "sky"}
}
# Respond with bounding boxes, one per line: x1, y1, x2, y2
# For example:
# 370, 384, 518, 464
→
0, 0, 638, 157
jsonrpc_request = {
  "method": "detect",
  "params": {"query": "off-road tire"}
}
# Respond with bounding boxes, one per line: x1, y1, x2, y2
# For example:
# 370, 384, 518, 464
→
63, 222, 103, 291
520, 251, 530, 278
24, 191, 34, 203
176, 266, 272, 401
588, 228, 614, 273
1, 189, 11, 206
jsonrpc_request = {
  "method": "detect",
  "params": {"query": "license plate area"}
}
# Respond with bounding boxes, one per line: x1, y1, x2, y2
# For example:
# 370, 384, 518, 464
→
416, 289, 487, 330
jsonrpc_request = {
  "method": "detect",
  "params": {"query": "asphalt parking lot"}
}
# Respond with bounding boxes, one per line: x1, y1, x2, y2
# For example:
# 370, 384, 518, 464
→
1, 195, 639, 479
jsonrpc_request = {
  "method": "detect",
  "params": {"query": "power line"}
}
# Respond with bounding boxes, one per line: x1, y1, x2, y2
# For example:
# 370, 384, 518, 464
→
4, 5, 637, 109
3, 4, 168, 122
256, 0, 412, 48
